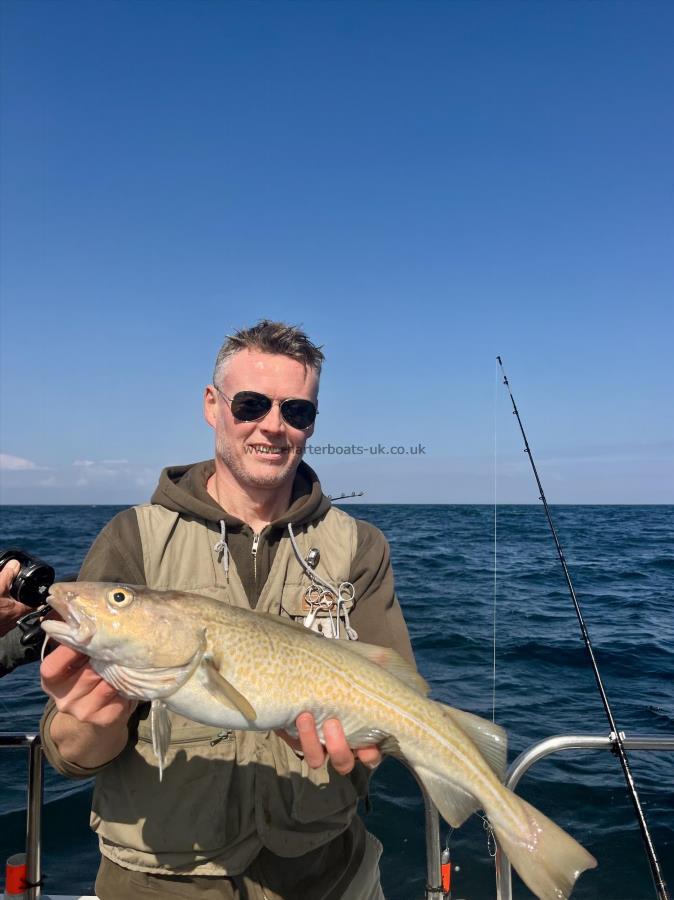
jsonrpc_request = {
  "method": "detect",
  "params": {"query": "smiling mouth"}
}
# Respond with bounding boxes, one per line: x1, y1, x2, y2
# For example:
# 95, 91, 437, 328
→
248, 444, 289, 457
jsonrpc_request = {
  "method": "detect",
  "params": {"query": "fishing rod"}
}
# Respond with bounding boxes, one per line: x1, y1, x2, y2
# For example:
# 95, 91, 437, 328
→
496, 356, 670, 900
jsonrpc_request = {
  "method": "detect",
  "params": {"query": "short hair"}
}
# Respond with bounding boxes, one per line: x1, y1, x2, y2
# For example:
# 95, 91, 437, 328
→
213, 319, 325, 387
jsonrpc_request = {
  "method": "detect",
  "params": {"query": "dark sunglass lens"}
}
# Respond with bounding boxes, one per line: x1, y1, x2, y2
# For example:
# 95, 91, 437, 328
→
230, 392, 272, 422
281, 399, 317, 429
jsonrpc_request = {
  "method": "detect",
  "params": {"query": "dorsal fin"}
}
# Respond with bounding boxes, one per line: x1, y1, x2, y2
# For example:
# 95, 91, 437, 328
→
341, 641, 429, 696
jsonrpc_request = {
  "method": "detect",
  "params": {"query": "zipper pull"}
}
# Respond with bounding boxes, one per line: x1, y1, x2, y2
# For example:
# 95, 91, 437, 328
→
210, 730, 233, 746
251, 531, 260, 582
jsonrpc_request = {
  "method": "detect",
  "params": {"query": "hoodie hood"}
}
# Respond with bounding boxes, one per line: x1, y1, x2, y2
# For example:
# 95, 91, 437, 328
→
150, 459, 331, 529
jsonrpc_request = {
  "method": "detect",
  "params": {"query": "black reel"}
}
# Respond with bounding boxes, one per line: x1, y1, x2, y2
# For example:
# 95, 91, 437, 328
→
0, 549, 56, 649
0, 549, 55, 608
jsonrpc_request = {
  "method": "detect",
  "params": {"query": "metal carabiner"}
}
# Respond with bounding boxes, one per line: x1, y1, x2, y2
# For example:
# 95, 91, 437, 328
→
335, 582, 357, 640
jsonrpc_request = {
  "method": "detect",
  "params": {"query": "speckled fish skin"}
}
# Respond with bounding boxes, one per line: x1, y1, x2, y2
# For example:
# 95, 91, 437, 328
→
43, 582, 596, 900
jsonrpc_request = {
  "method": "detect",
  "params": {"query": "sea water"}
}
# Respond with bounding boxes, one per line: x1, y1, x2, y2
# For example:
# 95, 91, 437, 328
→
0, 504, 672, 899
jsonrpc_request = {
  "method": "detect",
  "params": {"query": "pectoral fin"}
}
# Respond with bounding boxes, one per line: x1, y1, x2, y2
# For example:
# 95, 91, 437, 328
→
150, 699, 171, 781
198, 660, 257, 722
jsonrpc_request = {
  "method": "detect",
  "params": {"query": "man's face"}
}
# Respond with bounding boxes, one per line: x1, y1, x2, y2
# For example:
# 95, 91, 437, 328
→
204, 349, 319, 492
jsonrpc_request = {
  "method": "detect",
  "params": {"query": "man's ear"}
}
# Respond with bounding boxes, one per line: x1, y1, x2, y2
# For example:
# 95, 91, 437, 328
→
204, 385, 218, 428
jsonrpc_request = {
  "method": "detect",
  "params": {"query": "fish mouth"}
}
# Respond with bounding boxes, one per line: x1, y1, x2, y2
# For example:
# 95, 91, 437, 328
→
42, 586, 96, 648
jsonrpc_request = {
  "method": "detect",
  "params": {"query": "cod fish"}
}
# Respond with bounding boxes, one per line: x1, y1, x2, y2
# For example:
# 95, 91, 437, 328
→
43, 582, 596, 900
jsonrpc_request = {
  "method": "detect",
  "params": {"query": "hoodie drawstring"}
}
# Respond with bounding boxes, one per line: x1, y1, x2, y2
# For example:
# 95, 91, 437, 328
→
213, 520, 229, 581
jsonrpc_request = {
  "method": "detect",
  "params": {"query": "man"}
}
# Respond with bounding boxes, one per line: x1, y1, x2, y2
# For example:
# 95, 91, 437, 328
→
0, 560, 37, 676
40, 320, 414, 899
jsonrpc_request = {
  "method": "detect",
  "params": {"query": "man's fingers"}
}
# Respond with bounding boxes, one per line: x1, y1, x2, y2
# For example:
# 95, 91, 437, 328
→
323, 718, 355, 775
0, 561, 31, 635
0, 597, 29, 618
0, 599, 31, 636
46, 666, 105, 705
44, 659, 134, 726
0, 560, 20, 594
355, 745, 382, 769
296, 712, 326, 768
294, 714, 381, 774
61, 679, 125, 722
40, 645, 131, 725
40, 645, 90, 683
86, 698, 136, 728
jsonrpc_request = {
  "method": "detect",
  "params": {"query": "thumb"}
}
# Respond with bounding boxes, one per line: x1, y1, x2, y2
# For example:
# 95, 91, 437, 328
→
1, 559, 21, 590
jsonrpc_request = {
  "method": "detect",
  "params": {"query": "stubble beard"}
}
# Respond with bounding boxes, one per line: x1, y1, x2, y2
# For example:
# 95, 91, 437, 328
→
215, 436, 302, 490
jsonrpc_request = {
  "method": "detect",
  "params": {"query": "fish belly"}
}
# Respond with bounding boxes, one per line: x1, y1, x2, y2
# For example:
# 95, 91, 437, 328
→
166, 674, 309, 732
167, 676, 257, 730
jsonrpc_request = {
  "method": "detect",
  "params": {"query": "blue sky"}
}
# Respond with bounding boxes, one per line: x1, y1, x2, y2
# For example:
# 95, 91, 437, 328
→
1, 0, 672, 504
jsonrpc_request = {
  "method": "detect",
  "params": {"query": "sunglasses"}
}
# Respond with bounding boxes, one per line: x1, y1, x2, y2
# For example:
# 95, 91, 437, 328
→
215, 388, 318, 430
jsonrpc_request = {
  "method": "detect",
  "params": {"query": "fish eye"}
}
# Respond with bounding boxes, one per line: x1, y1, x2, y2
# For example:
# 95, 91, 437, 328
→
106, 587, 135, 609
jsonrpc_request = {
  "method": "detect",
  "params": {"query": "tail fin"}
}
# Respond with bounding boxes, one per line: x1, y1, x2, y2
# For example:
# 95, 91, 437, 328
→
494, 794, 596, 900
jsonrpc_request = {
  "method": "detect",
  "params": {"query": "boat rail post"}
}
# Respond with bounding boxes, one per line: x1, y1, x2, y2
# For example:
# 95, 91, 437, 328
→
0, 734, 44, 900
494, 733, 674, 900
408, 767, 446, 900
25, 734, 44, 900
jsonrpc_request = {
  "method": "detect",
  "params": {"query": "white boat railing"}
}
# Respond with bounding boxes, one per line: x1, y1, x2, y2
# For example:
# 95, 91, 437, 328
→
494, 733, 674, 900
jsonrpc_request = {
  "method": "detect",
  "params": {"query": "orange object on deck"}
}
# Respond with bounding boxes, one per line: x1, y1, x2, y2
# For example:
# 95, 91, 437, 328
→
441, 847, 451, 893
5, 852, 27, 895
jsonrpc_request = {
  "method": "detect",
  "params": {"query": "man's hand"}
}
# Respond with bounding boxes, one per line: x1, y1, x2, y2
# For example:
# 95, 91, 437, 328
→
278, 712, 382, 775
0, 559, 32, 637
41, 645, 137, 767
41, 645, 136, 726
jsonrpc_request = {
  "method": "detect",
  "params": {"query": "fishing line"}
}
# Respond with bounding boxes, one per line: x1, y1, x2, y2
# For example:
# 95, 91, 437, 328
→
496, 355, 670, 900
481, 362, 499, 870
481, 815, 497, 859
492, 360, 498, 724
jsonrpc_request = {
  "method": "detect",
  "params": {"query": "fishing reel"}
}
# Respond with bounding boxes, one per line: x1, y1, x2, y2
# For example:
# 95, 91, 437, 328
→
0, 549, 55, 649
